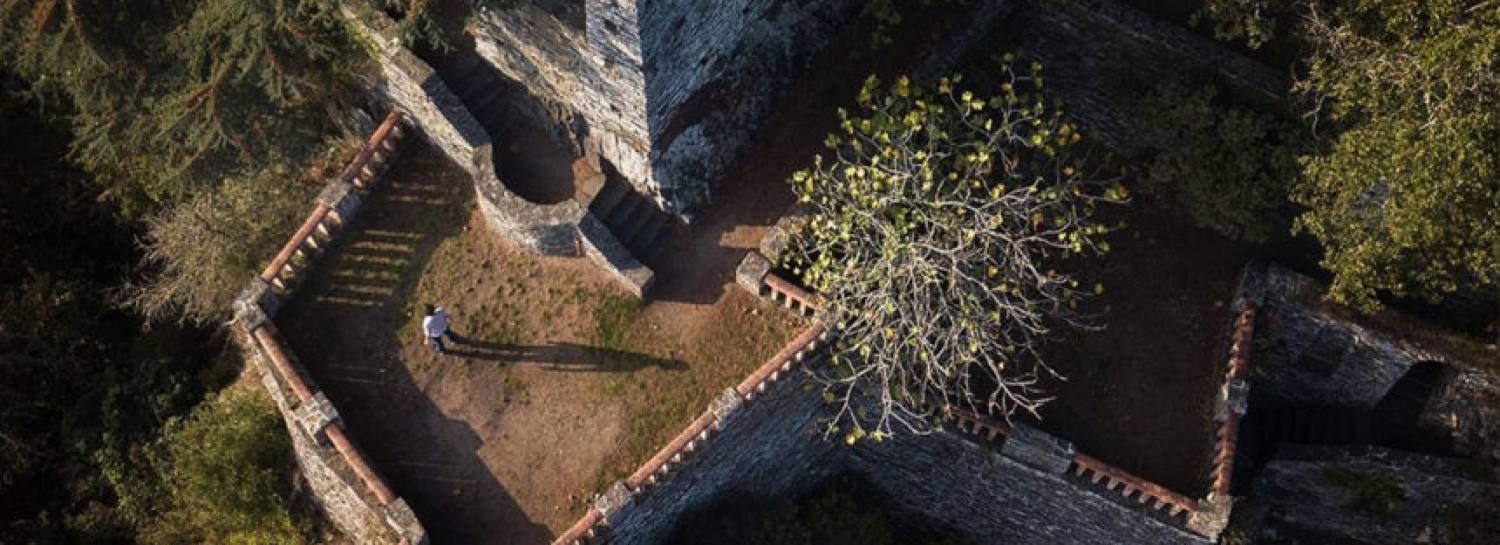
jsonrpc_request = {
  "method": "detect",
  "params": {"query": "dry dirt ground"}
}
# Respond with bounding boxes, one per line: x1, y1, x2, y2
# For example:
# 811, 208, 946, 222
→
276, 144, 801, 545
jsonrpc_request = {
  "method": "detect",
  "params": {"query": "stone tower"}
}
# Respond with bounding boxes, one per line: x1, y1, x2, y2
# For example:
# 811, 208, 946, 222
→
468, 0, 861, 216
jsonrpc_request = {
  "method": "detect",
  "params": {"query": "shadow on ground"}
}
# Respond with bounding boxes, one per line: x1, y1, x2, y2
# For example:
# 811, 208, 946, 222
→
276, 145, 552, 545
441, 337, 687, 371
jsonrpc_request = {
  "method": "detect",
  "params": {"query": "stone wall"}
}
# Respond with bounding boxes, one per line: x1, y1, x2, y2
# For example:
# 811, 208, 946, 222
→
343, 5, 662, 295
846, 428, 1208, 545
1235, 445, 1500, 544
553, 262, 1240, 544
604, 380, 845, 545
344, 5, 585, 256
234, 111, 428, 545
473, 0, 862, 215
1239, 262, 1500, 466
1241, 263, 1457, 408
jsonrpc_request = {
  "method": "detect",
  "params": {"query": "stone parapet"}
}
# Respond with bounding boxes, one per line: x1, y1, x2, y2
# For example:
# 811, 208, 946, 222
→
318, 179, 361, 220
230, 105, 427, 544
757, 209, 807, 264
383, 499, 428, 545
577, 211, 655, 296
1002, 422, 1077, 475
294, 392, 341, 442
734, 252, 771, 295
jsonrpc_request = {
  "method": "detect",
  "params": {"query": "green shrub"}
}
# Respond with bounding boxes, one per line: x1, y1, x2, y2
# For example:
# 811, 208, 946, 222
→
138, 390, 301, 545
1127, 80, 1302, 242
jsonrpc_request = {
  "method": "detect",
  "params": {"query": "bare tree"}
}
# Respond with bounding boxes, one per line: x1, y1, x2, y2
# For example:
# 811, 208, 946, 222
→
785, 60, 1127, 441
121, 172, 318, 325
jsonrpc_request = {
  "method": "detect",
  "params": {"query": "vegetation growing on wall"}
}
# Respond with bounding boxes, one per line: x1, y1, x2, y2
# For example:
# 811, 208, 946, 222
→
1322, 468, 1406, 516
1126, 78, 1303, 242
785, 61, 1126, 438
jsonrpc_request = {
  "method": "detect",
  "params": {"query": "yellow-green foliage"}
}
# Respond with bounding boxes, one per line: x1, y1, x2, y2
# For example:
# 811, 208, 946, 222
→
140, 390, 300, 545
787, 58, 1126, 437
1293, 0, 1499, 311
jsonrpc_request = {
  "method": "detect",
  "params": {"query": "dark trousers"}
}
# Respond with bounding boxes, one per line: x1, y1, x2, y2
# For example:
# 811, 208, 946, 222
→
429, 329, 460, 353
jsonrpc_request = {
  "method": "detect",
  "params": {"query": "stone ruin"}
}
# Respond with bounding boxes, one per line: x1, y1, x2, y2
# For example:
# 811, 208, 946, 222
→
226, 0, 1498, 543
544, 253, 1497, 545
234, 111, 429, 545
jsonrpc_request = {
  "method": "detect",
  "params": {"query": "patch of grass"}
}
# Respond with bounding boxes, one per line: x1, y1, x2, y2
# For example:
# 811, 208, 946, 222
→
1323, 468, 1405, 516
592, 293, 643, 351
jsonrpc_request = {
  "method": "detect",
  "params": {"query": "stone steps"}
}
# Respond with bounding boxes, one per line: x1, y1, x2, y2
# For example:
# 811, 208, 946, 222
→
1257, 407, 1373, 447
587, 176, 675, 262
588, 176, 631, 217
615, 198, 659, 245
438, 53, 483, 84
629, 216, 670, 254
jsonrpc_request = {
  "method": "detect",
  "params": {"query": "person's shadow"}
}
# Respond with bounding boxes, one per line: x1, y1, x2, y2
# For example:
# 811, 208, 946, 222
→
446, 338, 688, 372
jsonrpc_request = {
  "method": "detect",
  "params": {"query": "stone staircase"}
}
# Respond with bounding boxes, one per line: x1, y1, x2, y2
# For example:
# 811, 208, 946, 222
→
584, 174, 676, 263
436, 52, 517, 138
1232, 406, 1375, 492
1250, 407, 1375, 446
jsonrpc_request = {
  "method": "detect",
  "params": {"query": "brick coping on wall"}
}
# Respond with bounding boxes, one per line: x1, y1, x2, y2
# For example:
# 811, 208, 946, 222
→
551, 250, 1252, 543
233, 110, 428, 545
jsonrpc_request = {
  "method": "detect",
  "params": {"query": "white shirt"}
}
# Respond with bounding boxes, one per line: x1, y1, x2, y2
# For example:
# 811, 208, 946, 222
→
422, 308, 449, 337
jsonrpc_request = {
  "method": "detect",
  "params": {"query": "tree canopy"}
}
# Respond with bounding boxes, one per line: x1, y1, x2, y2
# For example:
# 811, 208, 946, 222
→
1127, 78, 1302, 242
1292, 0, 1499, 309
1195, 0, 1499, 310
0, 0, 363, 212
786, 62, 1126, 439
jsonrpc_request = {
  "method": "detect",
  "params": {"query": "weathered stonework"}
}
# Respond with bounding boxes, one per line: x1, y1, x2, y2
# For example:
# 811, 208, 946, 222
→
257, 361, 403, 545
1241, 263, 1463, 408
1002, 422, 1077, 474
596, 481, 636, 525
294, 391, 342, 442
1423, 370, 1500, 464
914, 0, 1021, 82
708, 387, 745, 425
996, 0, 1288, 151
344, 6, 585, 256
578, 211, 655, 296
383, 499, 426, 545
587, 373, 1211, 545
1216, 377, 1250, 421
232, 108, 428, 545
757, 209, 807, 264
234, 282, 277, 324
318, 179, 360, 220
472, 0, 864, 215
604, 378, 843, 545
848, 430, 1207, 545
1235, 445, 1500, 544
734, 252, 771, 295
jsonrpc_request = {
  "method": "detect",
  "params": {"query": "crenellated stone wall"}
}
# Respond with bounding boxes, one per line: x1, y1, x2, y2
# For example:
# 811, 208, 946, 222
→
553, 263, 1237, 544
234, 110, 428, 545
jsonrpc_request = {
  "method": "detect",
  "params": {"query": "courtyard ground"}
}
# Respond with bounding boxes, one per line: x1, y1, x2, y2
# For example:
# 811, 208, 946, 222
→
276, 144, 801, 545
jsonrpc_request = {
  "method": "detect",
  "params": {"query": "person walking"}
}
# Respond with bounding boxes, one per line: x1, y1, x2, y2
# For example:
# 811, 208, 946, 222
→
421, 304, 462, 354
